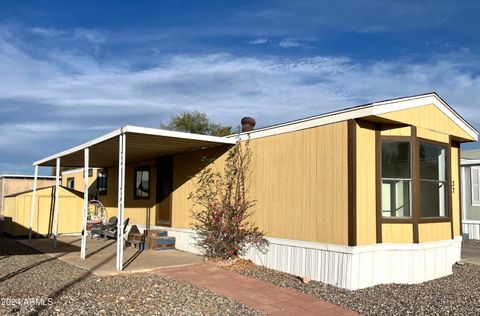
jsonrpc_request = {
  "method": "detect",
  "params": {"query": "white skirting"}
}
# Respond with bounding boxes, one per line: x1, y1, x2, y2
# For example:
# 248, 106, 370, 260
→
463, 221, 480, 240
157, 226, 461, 290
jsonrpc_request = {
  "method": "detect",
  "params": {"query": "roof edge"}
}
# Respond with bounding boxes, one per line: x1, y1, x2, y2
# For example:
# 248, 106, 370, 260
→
231, 92, 478, 141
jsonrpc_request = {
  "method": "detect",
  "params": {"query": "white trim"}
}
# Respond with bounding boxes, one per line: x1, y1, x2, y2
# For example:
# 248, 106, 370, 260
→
463, 220, 480, 224
0, 174, 56, 179
34, 128, 122, 166
124, 125, 237, 144
80, 148, 89, 260
461, 159, 480, 166
471, 166, 480, 206
28, 165, 38, 241
462, 166, 467, 221
34, 125, 236, 166
53, 158, 60, 248
463, 222, 480, 240
231, 93, 478, 141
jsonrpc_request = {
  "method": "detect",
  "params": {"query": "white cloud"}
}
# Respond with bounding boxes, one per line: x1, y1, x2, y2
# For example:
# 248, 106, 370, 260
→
278, 38, 301, 48
1, 27, 480, 173
248, 38, 269, 45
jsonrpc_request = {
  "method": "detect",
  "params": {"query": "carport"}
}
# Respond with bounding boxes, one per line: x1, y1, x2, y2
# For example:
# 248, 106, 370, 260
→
29, 125, 236, 270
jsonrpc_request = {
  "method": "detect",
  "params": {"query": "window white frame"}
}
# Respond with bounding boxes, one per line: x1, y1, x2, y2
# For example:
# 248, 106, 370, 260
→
471, 166, 480, 206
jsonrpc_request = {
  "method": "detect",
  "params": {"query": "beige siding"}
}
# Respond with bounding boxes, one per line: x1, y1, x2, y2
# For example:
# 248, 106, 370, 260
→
98, 160, 157, 227
418, 222, 451, 242
382, 224, 413, 243
61, 169, 98, 194
1, 178, 55, 215
171, 122, 349, 245
377, 104, 475, 141
2, 187, 83, 236
417, 127, 449, 143
356, 121, 377, 245
380, 126, 411, 137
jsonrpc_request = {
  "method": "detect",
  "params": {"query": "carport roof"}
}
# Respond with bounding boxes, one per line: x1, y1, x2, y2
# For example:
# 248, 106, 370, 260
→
34, 125, 236, 167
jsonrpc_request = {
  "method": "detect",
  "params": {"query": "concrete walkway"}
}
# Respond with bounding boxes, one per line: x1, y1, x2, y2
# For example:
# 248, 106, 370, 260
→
154, 263, 360, 316
462, 245, 480, 265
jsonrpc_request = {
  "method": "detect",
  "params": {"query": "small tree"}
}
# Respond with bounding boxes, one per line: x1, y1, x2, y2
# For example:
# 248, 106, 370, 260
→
161, 111, 232, 136
189, 140, 268, 260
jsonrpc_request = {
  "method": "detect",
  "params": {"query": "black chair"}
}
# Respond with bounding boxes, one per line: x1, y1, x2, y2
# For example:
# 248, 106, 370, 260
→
105, 218, 130, 239
90, 216, 118, 239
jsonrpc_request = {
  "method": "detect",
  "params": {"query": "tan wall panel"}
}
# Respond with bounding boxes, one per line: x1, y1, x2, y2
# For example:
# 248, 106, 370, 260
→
380, 126, 411, 137
417, 127, 449, 143
382, 223, 413, 243
171, 123, 349, 245
451, 146, 461, 236
61, 169, 98, 194
377, 104, 474, 141
356, 121, 377, 245
98, 160, 157, 227
418, 222, 451, 243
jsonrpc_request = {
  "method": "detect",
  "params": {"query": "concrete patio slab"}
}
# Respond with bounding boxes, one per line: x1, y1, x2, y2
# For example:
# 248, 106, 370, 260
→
18, 236, 203, 275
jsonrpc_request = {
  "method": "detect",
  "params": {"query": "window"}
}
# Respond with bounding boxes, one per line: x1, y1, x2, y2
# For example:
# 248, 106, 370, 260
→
66, 177, 75, 189
97, 168, 108, 195
134, 166, 150, 198
419, 143, 447, 217
381, 141, 411, 218
471, 166, 480, 206
83, 168, 93, 177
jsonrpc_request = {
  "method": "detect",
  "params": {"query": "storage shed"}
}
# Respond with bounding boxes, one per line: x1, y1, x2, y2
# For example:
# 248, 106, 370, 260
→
3, 186, 83, 236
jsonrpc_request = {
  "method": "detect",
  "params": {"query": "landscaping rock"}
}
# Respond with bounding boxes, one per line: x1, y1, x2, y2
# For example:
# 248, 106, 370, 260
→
226, 259, 480, 316
0, 235, 262, 316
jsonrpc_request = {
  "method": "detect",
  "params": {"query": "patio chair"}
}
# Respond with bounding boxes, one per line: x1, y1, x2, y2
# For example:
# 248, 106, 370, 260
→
104, 218, 130, 239
90, 216, 118, 239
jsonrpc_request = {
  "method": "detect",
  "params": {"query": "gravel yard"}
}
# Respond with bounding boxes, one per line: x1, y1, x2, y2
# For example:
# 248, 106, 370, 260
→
0, 235, 262, 316
226, 260, 480, 316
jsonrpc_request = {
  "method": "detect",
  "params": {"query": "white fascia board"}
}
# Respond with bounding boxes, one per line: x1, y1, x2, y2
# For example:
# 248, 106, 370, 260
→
124, 125, 237, 144
233, 106, 374, 140
461, 159, 480, 166
0, 175, 56, 179
371, 94, 478, 141
33, 128, 123, 166
233, 93, 479, 141
34, 126, 236, 166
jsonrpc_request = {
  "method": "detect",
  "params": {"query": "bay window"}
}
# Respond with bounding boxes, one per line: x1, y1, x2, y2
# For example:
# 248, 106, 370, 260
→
380, 138, 450, 221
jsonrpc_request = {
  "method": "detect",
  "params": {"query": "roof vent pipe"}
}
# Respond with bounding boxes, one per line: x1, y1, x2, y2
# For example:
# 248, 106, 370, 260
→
241, 117, 256, 132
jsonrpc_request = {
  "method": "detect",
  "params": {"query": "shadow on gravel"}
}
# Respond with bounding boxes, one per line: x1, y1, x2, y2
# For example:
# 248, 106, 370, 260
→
0, 235, 82, 284
31, 251, 118, 315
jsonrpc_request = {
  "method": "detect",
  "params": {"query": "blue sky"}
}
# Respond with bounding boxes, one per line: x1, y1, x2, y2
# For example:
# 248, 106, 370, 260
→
0, 0, 479, 174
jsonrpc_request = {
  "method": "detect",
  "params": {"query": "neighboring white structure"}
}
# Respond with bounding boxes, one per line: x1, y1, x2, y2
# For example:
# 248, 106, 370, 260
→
461, 149, 480, 239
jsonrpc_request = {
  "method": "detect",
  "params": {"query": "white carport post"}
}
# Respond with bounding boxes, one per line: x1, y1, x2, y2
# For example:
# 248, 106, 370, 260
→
80, 148, 89, 259
53, 157, 60, 248
116, 132, 126, 271
28, 165, 39, 241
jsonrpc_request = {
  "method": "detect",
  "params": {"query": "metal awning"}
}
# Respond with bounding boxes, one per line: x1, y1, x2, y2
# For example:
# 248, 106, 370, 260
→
34, 125, 237, 167
28, 125, 236, 272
